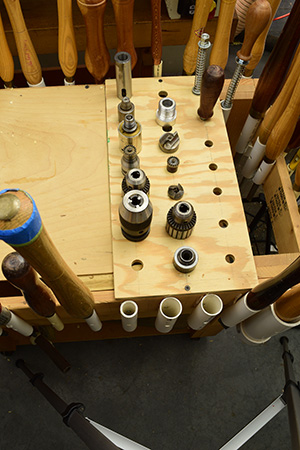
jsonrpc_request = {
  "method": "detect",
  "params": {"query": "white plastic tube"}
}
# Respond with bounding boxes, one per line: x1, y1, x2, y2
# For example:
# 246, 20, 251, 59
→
64, 78, 75, 86
242, 137, 266, 179
220, 100, 232, 122
27, 77, 46, 88
238, 304, 300, 344
85, 309, 102, 332
219, 293, 258, 328
187, 294, 223, 330
235, 115, 261, 155
252, 159, 275, 185
155, 297, 182, 333
120, 301, 138, 332
6, 311, 33, 336
47, 313, 64, 331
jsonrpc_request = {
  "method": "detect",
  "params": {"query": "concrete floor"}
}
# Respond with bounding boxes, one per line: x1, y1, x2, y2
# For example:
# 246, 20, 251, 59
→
1, 1, 299, 449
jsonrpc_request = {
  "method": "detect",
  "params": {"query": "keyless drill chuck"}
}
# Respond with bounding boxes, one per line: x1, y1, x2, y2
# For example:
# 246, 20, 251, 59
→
166, 201, 197, 239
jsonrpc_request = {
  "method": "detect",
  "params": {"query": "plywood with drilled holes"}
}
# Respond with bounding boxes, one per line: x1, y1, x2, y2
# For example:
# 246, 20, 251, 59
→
106, 76, 258, 300
0, 85, 112, 279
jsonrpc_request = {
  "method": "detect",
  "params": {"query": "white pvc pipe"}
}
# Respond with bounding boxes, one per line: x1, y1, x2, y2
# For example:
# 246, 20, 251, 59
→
47, 313, 64, 331
220, 101, 232, 123
241, 137, 266, 179
6, 311, 33, 336
85, 309, 102, 332
238, 304, 300, 344
120, 300, 138, 332
235, 114, 260, 155
187, 294, 223, 330
64, 78, 75, 86
219, 293, 258, 328
27, 77, 46, 88
155, 297, 182, 333
252, 159, 275, 185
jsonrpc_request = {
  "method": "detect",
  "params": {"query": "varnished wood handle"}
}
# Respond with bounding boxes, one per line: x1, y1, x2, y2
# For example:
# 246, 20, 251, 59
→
183, 0, 213, 75
77, 0, 110, 83
0, 190, 95, 320
250, 0, 300, 116
265, 75, 300, 162
111, 0, 137, 69
274, 283, 300, 323
197, 65, 224, 120
244, 0, 281, 77
151, 0, 162, 68
294, 159, 300, 191
0, 13, 14, 86
209, 0, 236, 69
3, 0, 42, 86
57, 0, 78, 82
237, 0, 271, 62
2, 252, 59, 318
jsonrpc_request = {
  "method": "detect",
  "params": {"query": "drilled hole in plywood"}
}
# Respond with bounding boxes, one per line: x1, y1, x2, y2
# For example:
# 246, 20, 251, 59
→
219, 219, 228, 228
158, 90, 168, 98
225, 254, 235, 264
209, 163, 218, 171
213, 187, 222, 196
131, 260, 144, 271
205, 140, 213, 147
163, 125, 173, 132
158, 79, 163, 83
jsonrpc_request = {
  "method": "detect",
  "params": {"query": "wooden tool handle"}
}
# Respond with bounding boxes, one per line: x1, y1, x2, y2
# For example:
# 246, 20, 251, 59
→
34, 334, 71, 372
151, 0, 162, 67
111, 0, 137, 69
57, 0, 78, 81
183, 0, 213, 75
244, 0, 281, 77
77, 0, 110, 82
287, 118, 300, 153
197, 65, 224, 120
0, 190, 95, 320
293, 155, 300, 191
209, 0, 236, 69
0, 13, 14, 86
274, 284, 300, 323
3, 0, 42, 85
265, 75, 300, 162
2, 252, 58, 318
237, 0, 271, 62
251, 0, 300, 116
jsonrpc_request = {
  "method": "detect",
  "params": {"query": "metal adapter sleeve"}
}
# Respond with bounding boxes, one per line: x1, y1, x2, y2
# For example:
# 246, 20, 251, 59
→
119, 190, 153, 241
121, 145, 140, 175
166, 201, 197, 239
173, 247, 198, 273
122, 168, 150, 195
118, 97, 135, 123
114, 51, 132, 99
156, 98, 177, 127
118, 116, 142, 154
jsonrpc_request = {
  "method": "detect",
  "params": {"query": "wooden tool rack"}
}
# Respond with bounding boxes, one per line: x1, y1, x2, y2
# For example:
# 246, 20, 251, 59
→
0, 77, 298, 351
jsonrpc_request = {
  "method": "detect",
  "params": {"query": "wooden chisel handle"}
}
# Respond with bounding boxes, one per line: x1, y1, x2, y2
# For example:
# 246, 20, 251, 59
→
3, 0, 43, 86
236, 0, 271, 62
244, 0, 281, 77
77, 0, 110, 83
0, 189, 95, 321
209, 0, 237, 69
111, 0, 137, 69
274, 284, 300, 323
57, 0, 78, 83
197, 65, 224, 120
0, 12, 14, 87
151, 0, 162, 76
183, 0, 213, 75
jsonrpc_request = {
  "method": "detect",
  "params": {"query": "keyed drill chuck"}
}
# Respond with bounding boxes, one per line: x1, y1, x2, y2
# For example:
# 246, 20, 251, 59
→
166, 201, 197, 239
119, 190, 153, 241
122, 168, 150, 195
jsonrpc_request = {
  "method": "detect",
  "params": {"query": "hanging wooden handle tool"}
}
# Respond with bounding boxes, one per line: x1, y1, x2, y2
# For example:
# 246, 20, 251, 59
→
0, 189, 102, 331
3, 0, 44, 86
0, 12, 14, 87
183, 0, 213, 76
151, 0, 162, 77
77, 0, 110, 83
111, 0, 137, 69
2, 252, 64, 331
244, 0, 281, 77
197, 65, 224, 120
209, 0, 237, 69
57, 0, 78, 85
274, 284, 300, 323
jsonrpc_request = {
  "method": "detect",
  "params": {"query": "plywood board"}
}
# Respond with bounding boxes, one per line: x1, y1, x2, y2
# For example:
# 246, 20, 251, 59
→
0, 85, 112, 279
106, 76, 258, 300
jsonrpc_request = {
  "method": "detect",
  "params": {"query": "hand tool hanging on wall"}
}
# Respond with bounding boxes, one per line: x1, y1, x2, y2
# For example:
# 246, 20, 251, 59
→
0, 189, 102, 332
240, 44, 300, 179
183, 0, 213, 76
218, 255, 300, 329
77, 0, 110, 83
246, 74, 300, 200
243, 0, 282, 78
0, 303, 70, 372
209, 0, 237, 69
235, 0, 300, 156
221, 0, 272, 122
0, 12, 14, 88
57, 0, 78, 85
3, 0, 45, 87
111, 0, 137, 69
16, 359, 120, 450
197, 64, 224, 120
2, 252, 64, 331
151, 0, 163, 77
